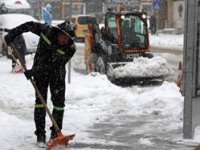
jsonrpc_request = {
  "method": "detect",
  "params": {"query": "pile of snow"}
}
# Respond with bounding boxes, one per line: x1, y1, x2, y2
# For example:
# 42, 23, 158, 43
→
112, 56, 174, 78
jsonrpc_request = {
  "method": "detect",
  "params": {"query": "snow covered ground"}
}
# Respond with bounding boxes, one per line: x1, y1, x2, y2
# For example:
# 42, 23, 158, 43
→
1, 33, 200, 150
150, 33, 183, 51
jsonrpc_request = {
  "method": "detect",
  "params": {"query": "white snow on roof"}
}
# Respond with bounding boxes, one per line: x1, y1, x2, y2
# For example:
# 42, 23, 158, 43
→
112, 56, 174, 78
1, 0, 30, 9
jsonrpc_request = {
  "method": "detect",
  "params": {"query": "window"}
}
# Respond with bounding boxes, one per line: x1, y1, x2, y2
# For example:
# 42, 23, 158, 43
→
78, 16, 97, 25
121, 15, 148, 49
107, 15, 117, 39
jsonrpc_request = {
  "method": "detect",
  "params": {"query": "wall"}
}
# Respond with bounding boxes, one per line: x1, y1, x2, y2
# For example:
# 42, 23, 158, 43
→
85, 0, 102, 14
173, 0, 185, 29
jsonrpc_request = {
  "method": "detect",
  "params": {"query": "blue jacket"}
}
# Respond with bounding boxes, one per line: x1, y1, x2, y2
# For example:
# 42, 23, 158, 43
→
42, 4, 52, 25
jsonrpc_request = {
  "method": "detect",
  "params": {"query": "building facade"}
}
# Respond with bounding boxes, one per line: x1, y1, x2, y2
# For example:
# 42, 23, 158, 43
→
27, 0, 103, 20
27, 0, 185, 32
168, 0, 185, 31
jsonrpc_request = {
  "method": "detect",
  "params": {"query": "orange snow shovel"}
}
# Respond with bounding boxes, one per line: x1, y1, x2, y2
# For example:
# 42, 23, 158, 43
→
9, 43, 75, 149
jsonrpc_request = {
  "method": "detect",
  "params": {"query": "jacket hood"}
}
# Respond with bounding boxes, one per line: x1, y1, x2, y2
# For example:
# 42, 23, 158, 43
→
46, 3, 52, 12
57, 21, 76, 38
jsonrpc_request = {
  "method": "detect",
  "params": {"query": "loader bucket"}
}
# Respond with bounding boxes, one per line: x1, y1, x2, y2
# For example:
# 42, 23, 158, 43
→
108, 75, 165, 86
106, 62, 166, 86
46, 132, 75, 150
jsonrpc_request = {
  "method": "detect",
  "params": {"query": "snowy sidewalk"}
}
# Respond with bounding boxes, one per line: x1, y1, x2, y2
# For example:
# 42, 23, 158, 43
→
150, 33, 183, 52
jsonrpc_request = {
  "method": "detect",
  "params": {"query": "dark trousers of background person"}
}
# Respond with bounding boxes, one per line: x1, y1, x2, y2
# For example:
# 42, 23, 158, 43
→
12, 35, 26, 69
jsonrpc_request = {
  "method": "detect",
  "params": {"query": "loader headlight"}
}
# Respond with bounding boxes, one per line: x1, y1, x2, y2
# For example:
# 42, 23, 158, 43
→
121, 15, 125, 20
142, 14, 147, 19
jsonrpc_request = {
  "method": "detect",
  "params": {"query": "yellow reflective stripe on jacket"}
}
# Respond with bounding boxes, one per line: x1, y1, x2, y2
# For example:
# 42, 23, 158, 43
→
35, 104, 44, 108
54, 106, 64, 111
41, 33, 51, 45
56, 49, 65, 55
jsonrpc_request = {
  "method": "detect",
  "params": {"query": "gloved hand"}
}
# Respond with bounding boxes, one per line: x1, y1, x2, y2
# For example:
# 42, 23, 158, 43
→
24, 69, 34, 80
4, 33, 13, 45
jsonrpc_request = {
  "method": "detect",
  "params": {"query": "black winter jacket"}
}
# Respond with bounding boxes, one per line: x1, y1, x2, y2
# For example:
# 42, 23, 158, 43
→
6, 21, 76, 74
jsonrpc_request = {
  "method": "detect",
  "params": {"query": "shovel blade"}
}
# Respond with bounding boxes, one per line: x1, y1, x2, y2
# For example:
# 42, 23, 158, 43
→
46, 132, 75, 150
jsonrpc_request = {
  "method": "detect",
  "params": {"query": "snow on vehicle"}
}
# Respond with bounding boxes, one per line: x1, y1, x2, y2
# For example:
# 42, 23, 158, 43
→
0, 0, 32, 15
84, 9, 173, 86
0, 14, 39, 57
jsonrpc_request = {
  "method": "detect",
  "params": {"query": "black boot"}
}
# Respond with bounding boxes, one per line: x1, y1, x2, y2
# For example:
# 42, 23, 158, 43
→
49, 109, 64, 140
34, 107, 46, 146
34, 130, 46, 147
36, 134, 46, 143
50, 127, 58, 140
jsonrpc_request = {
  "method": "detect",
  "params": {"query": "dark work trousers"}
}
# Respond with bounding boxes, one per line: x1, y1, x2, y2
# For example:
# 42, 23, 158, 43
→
34, 68, 66, 137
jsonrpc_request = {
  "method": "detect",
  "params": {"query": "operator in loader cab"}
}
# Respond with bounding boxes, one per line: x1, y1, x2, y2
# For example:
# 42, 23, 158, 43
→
4, 21, 76, 146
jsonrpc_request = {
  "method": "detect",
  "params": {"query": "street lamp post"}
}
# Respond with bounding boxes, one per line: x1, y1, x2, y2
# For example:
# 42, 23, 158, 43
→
183, 0, 200, 139
68, 0, 72, 84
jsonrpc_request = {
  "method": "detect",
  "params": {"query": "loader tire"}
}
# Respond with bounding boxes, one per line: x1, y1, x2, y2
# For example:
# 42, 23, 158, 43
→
142, 53, 154, 58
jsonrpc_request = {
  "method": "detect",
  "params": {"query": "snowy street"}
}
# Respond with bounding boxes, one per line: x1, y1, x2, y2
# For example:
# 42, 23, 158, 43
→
0, 0, 198, 149
0, 34, 199, 150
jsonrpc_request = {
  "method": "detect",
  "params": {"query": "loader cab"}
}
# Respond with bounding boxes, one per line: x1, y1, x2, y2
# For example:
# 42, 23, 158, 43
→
104, 11, 150, 53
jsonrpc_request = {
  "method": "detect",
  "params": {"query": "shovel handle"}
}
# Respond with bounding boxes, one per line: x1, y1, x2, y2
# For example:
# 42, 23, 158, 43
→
9, 43, 61, 133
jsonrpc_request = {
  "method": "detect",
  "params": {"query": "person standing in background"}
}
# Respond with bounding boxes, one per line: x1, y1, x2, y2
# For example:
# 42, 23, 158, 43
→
150, 15, 157, 35
42, 3, 53, 25
4, 29, 26, 73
